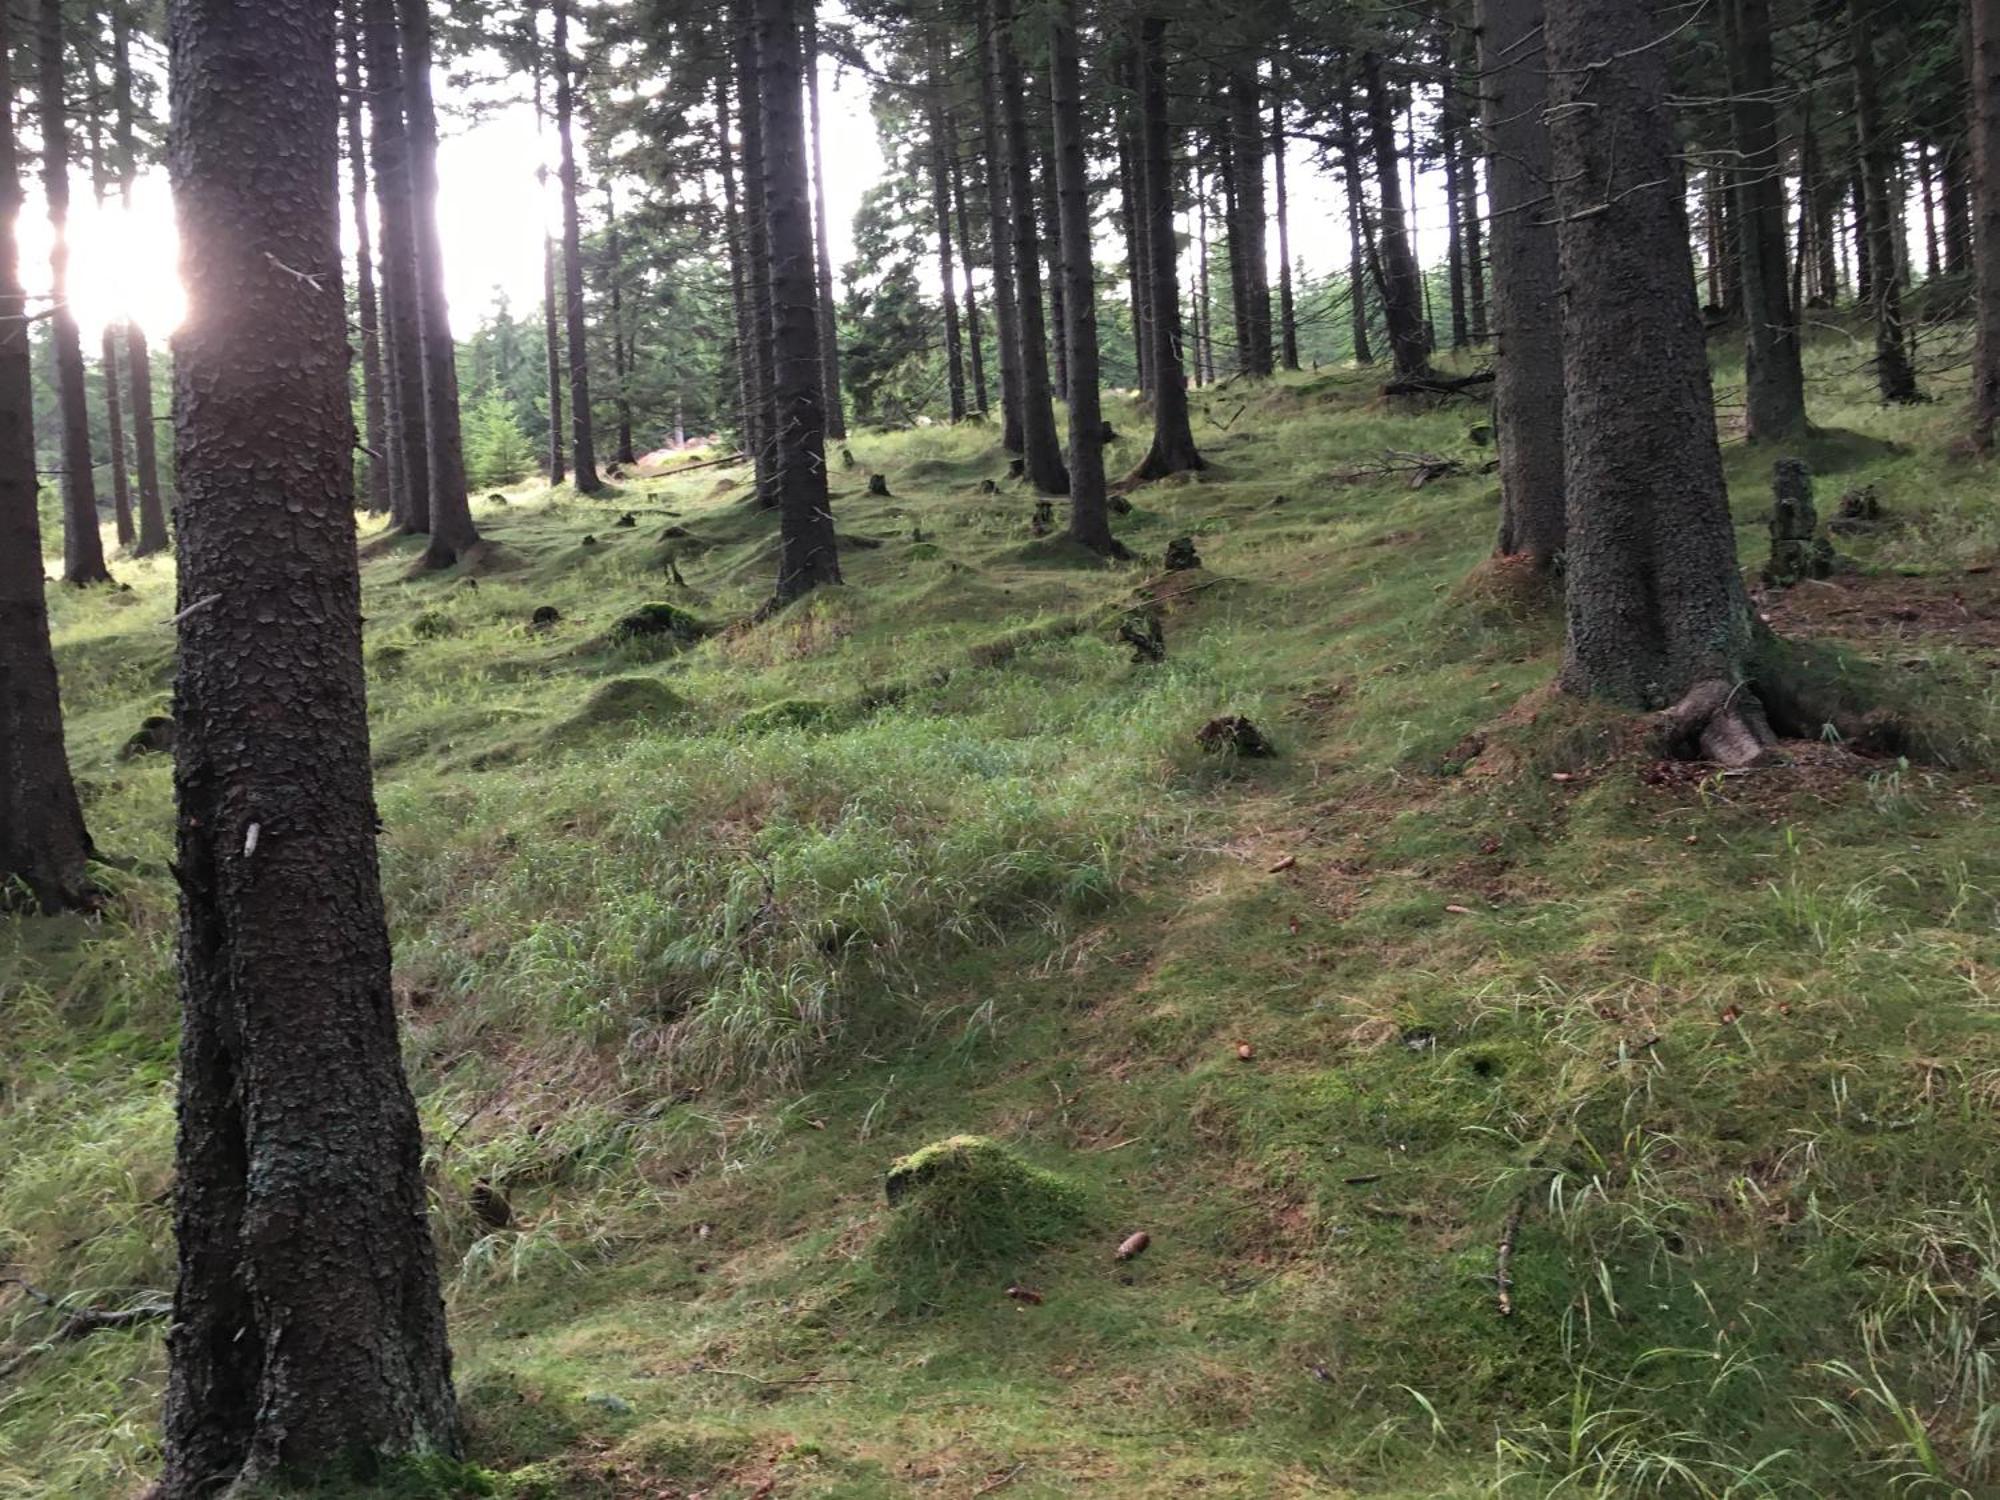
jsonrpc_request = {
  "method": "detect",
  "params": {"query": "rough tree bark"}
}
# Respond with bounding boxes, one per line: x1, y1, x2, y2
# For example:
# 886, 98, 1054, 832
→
1049, 0, 1119, 556
157, 0, 459, 1488
39, 0, 109, 584
0, 8, 94, 914
1972, 0, 2000, 450
757, 0, 841, 602
1271, 87, 1298, 370
1545, 0, 1768, 762
1723, 0, 1807, 440
344, 3, 390, 513
363, 0, 429, 531
554, 0, 599, 490
804, 14, 846, 440
1359, 52, 1431, 381
976, 22, 1024, 453
1194, 162, 1213, 384
1476, 0, 1565, 569
1130, 16, 1203, 480
990, 0, 1068, 493
401, 0, 479, 565
1849, 0, 1920, 402
114, 0, 168, 555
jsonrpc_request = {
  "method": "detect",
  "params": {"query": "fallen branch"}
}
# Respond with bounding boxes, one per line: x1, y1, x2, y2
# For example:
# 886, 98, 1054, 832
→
1382, 369, 1496, 398
652, 451, 749, 477
692, 1365, 856, 1388
0, 1278, 171, 1381
974, 1462, 1027, 1495
1495, 1194, 1528, 1317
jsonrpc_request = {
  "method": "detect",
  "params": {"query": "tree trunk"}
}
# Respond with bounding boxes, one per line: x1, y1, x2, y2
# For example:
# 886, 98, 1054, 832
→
976, 24, 1025, 453
1359, 52, 1430, 380
1195, 162, 1214, 384
39, 0, 108, 584
1971, 0, 2000, 450
401, 0, 479, 565
1219, 122, 1247, 373
1130, 16, 1203, 480
0, 8, 93, 913
757, 0, 841, 603
1848, 0, 1919, 402
158, 0, 459, 1488
990, 0, 1068, 493
363, 0, 429, 532
1945, 137, 1974, 278
101, 327, 134, 547
804, 14, 846, 440
1038, 138, 1069, 405
1339, 94, 1373, 364
1918, 141, 1941, 280
534, 32, 565, 483
555, 0, 600, 489
1476, 0, 1565, 570
605, 180, 637, 465
1723, 0, 1808, 440
112, 0, 167, 554
1441, 50, 1469, 352
715, 71, 756, 483
1271, 89, 1299, 370
949, 117, 990, 414
1229, 67, 1272, 376
1545, 0, 1762, 737
928, 65, 967, 422
733, 2, 779, 506
1116, 51, 1152, 397
1050, 0, 1118, 556
344, 4, 390, 514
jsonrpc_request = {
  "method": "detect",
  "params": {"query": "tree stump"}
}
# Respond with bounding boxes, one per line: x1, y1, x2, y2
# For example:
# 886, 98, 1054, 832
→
118, 714, 176, 760
529, 605, 561, 631
1196, 714, 1274, 757
1031, 499, 1055, 537
1164, 536, 1202, 571
839, 446, 856, 469
978, 478, 1000, 495
1828, 483, 1888, 535
1762, 458, 1833, 586
867, 473, 891, 497
1119, 611, 1165, 663
615, 512, 636, 528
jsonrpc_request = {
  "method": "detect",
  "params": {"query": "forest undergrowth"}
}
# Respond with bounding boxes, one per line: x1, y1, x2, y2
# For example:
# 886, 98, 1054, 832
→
6, 329, 2000, 1498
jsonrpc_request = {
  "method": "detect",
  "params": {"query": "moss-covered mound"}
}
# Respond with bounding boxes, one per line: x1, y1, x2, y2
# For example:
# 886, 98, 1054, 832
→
875, 1135, 1085, 1284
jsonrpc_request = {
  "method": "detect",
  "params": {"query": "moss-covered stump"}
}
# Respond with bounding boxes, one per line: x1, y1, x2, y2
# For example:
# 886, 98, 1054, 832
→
877, 1135, 1085, 1279
610, 601, 710, 647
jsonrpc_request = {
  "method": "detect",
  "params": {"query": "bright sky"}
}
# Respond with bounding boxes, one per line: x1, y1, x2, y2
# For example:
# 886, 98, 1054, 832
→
18, 49, 1448, 351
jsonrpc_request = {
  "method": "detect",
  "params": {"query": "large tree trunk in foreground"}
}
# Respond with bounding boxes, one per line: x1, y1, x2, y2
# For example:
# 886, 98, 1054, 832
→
804, 14, 846, 440
40, 0, 109, 584
990, 0, 1068, 494
976, 30, 1024, 453
158, 0, 458, 1488
1723, 0, 1808, 440
364, 0, 429, 531
344, 4, 390, 514
114, 0, 169, 555
1130, 16, 1203, 480
1050, 0, 1118, 555
1972, 0, 2000, 450
1476, 0, 1565, 568
1360, 51, 1431, 381
402, 0, 478, 565
0, 12, 93, 914
758, 0, 841, 602
1849, 0, 1919, 403
555, 0, 600, 490
1545, 0, 1764, 758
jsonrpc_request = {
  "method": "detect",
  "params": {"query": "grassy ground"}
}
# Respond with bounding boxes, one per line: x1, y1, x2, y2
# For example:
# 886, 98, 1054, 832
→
5, 327, 2000, 1499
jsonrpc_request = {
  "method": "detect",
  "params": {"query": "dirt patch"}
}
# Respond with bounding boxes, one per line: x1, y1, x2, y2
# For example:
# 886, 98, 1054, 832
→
1756, 569, 2000, 663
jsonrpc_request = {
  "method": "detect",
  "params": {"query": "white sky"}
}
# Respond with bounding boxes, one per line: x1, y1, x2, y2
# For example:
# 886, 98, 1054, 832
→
20, 48, 1451, 350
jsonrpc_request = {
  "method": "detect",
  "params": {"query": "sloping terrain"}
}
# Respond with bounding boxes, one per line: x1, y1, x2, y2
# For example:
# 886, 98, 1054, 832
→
5, 342, 2000, 1499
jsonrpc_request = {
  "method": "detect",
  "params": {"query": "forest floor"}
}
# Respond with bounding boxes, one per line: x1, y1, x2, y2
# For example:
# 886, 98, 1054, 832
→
6, 328, 2000, 1499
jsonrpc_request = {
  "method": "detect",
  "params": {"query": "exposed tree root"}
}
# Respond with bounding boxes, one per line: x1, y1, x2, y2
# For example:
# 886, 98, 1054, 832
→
1655, 679, 1780, 768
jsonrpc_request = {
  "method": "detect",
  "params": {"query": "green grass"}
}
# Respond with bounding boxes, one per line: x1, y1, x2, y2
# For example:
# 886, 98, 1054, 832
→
6, 328, 2000, 1497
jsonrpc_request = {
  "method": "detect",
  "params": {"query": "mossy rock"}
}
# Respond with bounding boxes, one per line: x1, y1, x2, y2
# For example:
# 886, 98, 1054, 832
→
411, 608, 456, 640
876, 1135, 1086, 1279
736, 697, 854, 735
610, 601, 709, 646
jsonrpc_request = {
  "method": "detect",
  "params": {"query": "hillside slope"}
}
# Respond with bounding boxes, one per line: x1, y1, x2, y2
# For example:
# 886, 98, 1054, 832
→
5, 342, 2000, 1499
